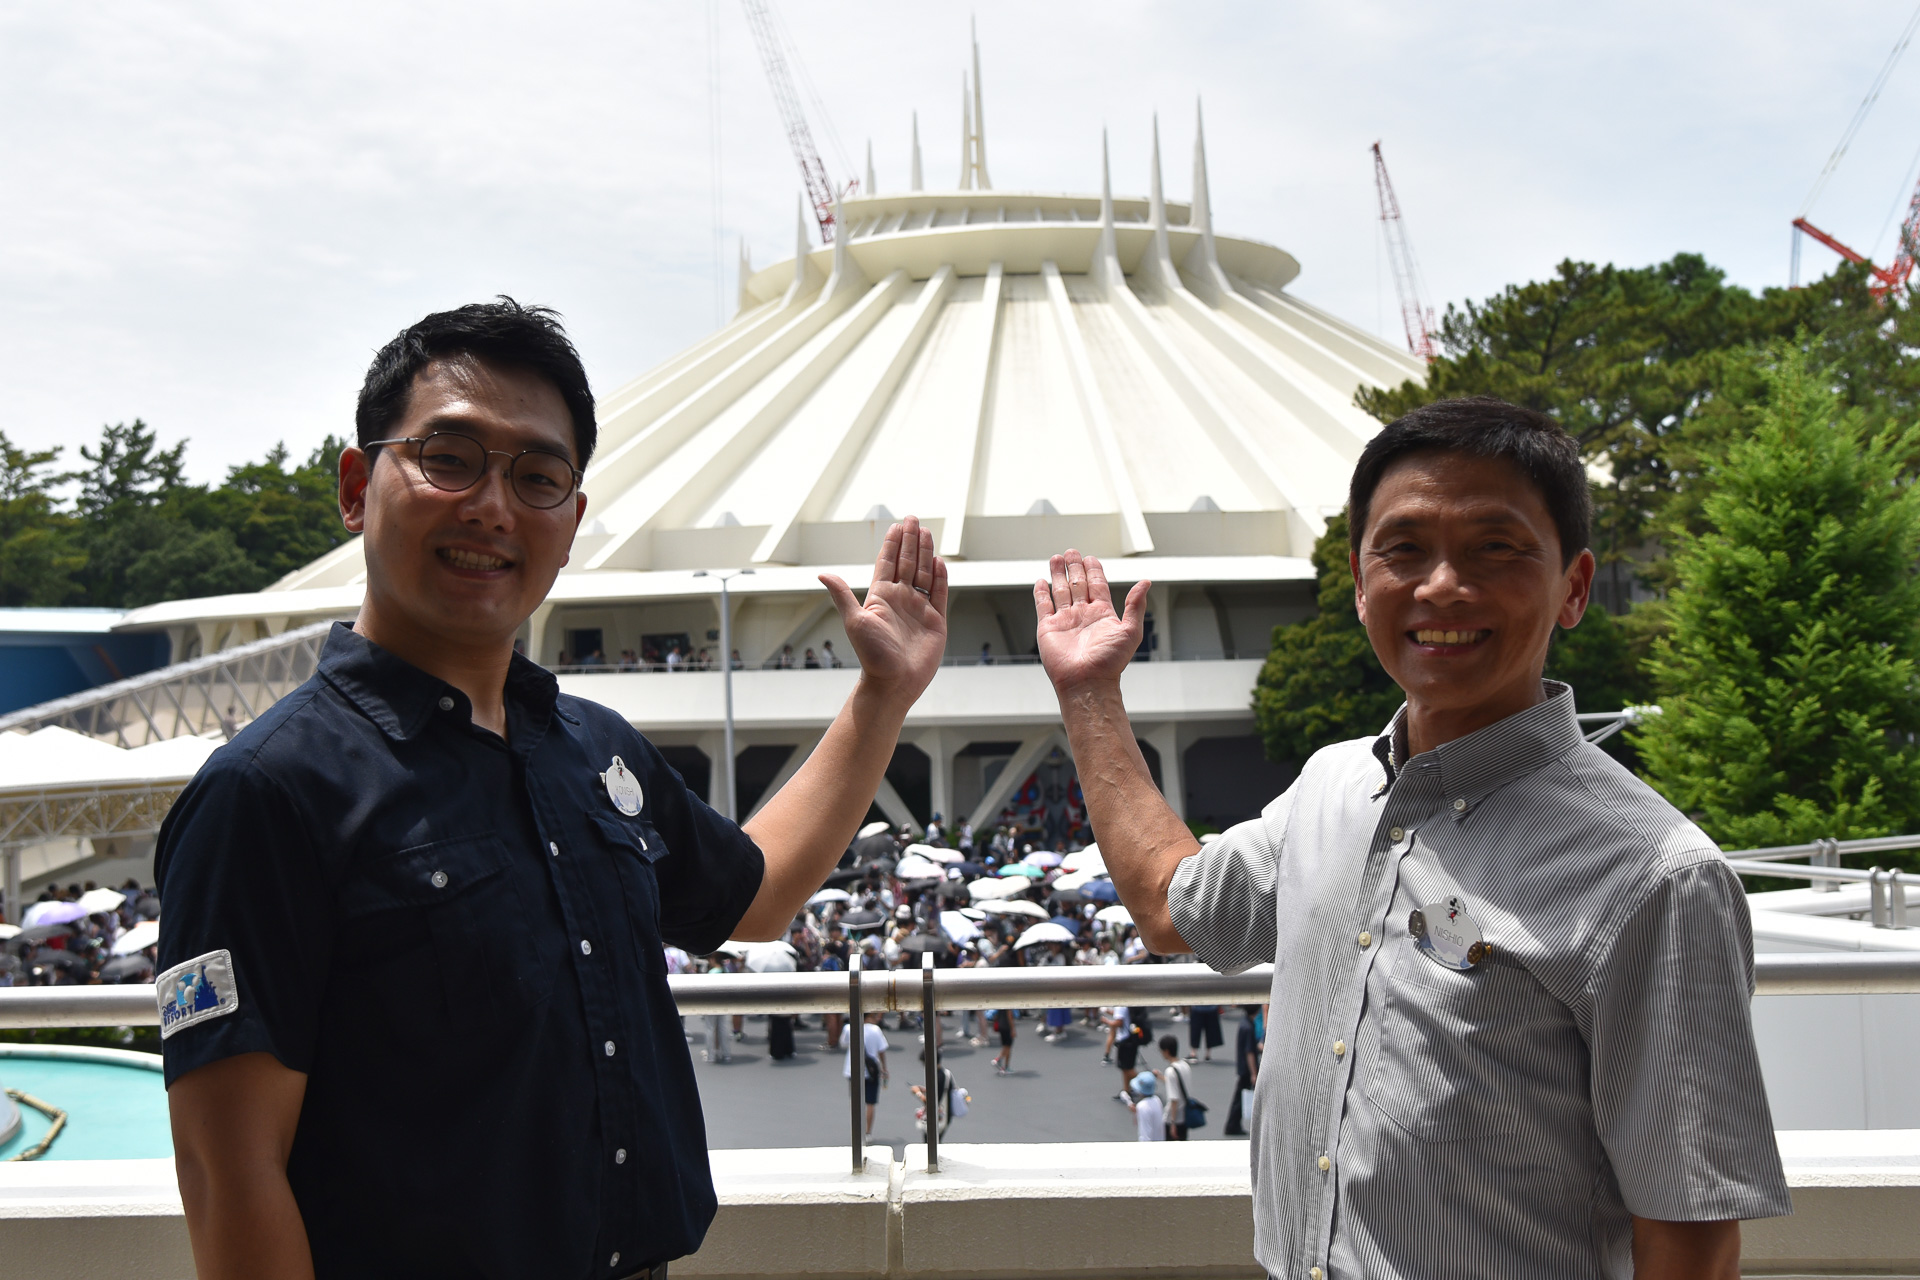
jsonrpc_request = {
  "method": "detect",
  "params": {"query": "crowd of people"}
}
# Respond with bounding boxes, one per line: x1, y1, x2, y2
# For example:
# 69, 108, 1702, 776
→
672, 818, 1268, 1142
0, 879, 162, 988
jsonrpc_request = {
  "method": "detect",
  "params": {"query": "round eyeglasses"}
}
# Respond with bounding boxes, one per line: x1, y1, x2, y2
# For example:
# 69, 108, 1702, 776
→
366, 433, 583, 510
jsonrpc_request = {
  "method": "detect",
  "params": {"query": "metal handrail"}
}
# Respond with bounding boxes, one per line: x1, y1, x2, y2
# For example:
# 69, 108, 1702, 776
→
4, 953, 1916, 1032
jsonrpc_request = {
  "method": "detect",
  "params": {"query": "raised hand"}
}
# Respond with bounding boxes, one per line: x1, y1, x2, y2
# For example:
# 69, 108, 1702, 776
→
1034, 549, 1149, 693
820, 515, 949, 704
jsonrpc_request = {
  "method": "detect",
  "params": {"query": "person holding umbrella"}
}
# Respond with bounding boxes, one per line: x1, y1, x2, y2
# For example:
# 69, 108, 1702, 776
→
153, 300, 952, 1280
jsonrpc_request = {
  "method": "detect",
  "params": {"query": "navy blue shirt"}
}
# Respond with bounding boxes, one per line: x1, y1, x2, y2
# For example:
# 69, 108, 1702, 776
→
155, 624, 764, 1279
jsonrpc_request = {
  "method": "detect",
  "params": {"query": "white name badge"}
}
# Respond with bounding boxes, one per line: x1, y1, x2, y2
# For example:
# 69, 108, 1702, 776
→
601, 755, 644, 817
1408, 897, 1492, 971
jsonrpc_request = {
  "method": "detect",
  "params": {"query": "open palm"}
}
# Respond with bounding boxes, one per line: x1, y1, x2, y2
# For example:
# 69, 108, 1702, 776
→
821, 515, 948, 700
1034, 550, 1149, 691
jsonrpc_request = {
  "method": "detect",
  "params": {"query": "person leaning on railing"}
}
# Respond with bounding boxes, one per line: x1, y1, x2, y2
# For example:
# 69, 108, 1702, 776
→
153, 299, 951, 1280
1031, 397, 1790, 1280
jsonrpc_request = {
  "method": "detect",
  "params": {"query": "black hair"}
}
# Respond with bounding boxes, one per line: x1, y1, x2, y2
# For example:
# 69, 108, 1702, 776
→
355, 296, 597, 467
1158, 1034, 1180, 1056
1347, 397, 1590, 569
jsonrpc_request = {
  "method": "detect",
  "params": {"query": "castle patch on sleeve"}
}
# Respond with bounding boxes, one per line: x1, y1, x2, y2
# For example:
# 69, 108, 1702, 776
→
156, 949, 239, 1040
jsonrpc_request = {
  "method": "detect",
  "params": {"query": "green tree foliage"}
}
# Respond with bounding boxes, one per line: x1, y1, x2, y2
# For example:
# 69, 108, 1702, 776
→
1631, 348, 1920, 858
0, 421, 349, 609
1254, 513, 1404, 762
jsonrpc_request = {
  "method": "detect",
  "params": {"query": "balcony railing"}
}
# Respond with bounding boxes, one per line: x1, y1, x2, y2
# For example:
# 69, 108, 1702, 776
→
7, 952, 1916, 1174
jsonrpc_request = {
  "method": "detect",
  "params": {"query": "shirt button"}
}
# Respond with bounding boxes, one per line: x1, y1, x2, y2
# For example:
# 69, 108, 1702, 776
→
1317, 1154, 1331, 1172
615, 1148, 627, 1164
549, 842, 560, 857
581, 939, 593, 956
437, 695, 455, 711
605, 1040, 617, 1057
1310, 1269, 1323, 1280
610, 1253, 621, 1268
1453, 797, 1468, 812
1388, 826, 1404, 842
430, 870, 448, 889
1332, 1040, 1346, 1057
1357, 931, 1371, 948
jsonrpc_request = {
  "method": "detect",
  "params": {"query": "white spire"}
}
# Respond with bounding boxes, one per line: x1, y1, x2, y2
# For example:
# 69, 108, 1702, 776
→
823, 197, 868, 299
783, 194, 820, 306
864, 139, 876, 196
1140, 113, 1176, 286
911, 111, 923, 191
958, 74, 971, 189
1090, 128, 1123, 295
970, 17, 991, 189
1183, 98, 1232, 299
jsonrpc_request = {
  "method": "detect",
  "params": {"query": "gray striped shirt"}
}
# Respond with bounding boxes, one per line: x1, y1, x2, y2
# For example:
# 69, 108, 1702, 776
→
1169, 683, 1790, 1280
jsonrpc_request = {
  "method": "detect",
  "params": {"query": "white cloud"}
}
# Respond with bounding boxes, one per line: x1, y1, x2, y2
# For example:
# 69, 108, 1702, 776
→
2, 0, 1915, 480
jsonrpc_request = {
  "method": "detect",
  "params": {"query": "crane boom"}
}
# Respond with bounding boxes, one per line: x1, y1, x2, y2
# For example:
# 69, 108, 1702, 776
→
1371, 142, 1437, 361
1791, 189, 1920, 302
740, 0, 841, 243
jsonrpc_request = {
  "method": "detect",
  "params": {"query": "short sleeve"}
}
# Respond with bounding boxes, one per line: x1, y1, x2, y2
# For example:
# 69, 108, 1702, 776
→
1587, 857, 1792, 1221
154, 754, 333, 1087
640, 742, 766, 954
1167, 783, 1294, 973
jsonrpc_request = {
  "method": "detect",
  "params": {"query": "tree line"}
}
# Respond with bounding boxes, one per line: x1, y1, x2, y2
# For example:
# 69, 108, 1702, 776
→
0, 421, 349, 609
1257, 259, 1920, 864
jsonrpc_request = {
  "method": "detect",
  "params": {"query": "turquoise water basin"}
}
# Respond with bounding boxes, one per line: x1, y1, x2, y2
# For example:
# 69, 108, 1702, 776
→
0, 1045, 171, 1161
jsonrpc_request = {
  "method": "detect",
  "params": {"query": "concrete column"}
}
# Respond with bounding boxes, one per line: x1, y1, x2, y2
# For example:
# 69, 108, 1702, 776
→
3, 846, 19, 926
1148, 583, 1173, 661
696, 731, 728, 809
1140, 722, 1186, 820
524, 601, 558, 664
914, 728, 952, 827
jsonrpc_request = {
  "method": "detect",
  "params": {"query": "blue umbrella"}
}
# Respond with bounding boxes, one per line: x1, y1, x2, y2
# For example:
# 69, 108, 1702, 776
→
1048, 915, 1083, 935
1081, 879, 1120, 904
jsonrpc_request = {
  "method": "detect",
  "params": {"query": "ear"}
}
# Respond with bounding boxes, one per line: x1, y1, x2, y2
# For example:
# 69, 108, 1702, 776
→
1558, 548, 1596, 629
339, 445, 372, 533
1351, 550, 1368, 626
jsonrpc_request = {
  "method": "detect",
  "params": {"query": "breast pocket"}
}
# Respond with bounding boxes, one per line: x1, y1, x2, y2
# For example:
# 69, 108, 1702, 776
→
1364, 937, 1552, 1143
338, 833, 552, 1038
588, 811, 670, 974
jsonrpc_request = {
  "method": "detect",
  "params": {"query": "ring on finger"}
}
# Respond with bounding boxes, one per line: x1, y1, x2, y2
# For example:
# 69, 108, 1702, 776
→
913, 585, 933, 598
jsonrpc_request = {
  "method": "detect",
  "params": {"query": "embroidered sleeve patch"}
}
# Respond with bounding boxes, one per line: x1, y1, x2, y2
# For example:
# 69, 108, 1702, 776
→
156, 949, 240, 1040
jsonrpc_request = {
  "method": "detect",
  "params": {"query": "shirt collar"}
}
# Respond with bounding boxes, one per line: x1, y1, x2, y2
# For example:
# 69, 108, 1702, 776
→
1371, 681, 1584, 806
318, 622, 559, 742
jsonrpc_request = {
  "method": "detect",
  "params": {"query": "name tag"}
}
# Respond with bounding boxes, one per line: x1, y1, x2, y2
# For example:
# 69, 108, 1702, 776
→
1408, 898, 1492, 971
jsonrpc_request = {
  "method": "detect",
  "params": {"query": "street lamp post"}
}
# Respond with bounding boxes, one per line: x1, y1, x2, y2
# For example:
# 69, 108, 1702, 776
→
693, 568, 753, 820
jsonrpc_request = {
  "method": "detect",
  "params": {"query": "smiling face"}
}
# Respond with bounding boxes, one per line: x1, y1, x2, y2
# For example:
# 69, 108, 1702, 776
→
340, 355, 587, 657
1352, 450, 1594, 752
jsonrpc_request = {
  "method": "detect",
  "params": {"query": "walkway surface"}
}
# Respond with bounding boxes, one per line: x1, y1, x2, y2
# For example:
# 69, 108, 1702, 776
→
689, 1008, 1254, 1157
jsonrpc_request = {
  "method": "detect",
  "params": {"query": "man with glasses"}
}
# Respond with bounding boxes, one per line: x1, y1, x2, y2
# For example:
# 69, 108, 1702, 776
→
156, 298, 951, 1279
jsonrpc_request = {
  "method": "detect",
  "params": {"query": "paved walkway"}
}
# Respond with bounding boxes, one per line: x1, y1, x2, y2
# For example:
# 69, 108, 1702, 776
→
688, 1009, 1251, 1157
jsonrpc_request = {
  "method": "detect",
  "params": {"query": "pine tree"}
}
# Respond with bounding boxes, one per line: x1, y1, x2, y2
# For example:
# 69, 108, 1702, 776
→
1253, 513, 1404, 763
1632, 347, 1920, 854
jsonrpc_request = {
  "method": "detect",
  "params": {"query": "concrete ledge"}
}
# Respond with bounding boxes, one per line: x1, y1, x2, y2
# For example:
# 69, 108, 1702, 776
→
2, 1136, 1918, 1279
896, 1142, 1259, 1280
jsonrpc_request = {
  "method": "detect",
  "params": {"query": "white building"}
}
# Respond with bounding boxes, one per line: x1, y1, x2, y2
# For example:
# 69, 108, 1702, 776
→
95, 83, 1418, 842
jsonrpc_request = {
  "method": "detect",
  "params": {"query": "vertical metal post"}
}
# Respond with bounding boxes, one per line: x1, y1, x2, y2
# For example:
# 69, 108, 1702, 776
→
1890, 874, 1910, 930
1815, 838, 1839, 893
2, 846, 18, 925
1869, 868, 1889, 929
848, 953, 865, 1173
719, 577, 736, 821
922, 950, 939, 1172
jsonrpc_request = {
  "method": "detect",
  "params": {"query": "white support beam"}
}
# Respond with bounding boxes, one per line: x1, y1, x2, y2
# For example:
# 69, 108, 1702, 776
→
752, 265, 958, 564
767, 598, 835, 665
913, 727, 952, 827
587, 267, 905, 571
940, 260, 1003, 559
965, 729, 1062, 834
873, 773, 921, 836
1139, 722, 1186, 821
1040, 261, 1153, 556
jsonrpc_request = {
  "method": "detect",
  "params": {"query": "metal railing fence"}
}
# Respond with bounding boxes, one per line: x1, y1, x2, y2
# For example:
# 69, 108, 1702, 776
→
5, 953, 1916, 1172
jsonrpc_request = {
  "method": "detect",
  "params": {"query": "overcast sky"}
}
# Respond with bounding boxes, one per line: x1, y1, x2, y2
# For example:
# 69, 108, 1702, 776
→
7, 0, 1920, 481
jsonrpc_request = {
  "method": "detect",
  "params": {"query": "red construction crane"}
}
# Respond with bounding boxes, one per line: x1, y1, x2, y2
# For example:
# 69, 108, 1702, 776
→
1371, 142, 1438, 361
1792, 175, 1920, 302
740, 0, 854, 243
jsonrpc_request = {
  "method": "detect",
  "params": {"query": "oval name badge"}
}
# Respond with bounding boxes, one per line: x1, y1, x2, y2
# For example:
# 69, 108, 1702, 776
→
1407, 896, 1493, 971
601, 755, 644, 817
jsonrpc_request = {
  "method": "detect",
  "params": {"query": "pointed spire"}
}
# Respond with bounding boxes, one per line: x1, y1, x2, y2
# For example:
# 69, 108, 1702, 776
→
1090, 129, 1122, 295
1142, 113, 1175, 285
911, 111, 923, 191
735, 236, 754, 315
1182, 98, 1231, 299
958, 73, 973, 189
970, 17, 991, 189
823, 197, 869, 298
783, 193, 820, 306
864, 140, 876, 197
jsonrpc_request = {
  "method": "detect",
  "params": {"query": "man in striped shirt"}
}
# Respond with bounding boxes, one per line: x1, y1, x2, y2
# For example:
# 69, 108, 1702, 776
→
1032, 398, 1790, 1280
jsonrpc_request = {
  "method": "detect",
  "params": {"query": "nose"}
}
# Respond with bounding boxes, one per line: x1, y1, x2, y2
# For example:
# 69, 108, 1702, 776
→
456, 455, 517, 528
1414, 553, 1469, 604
